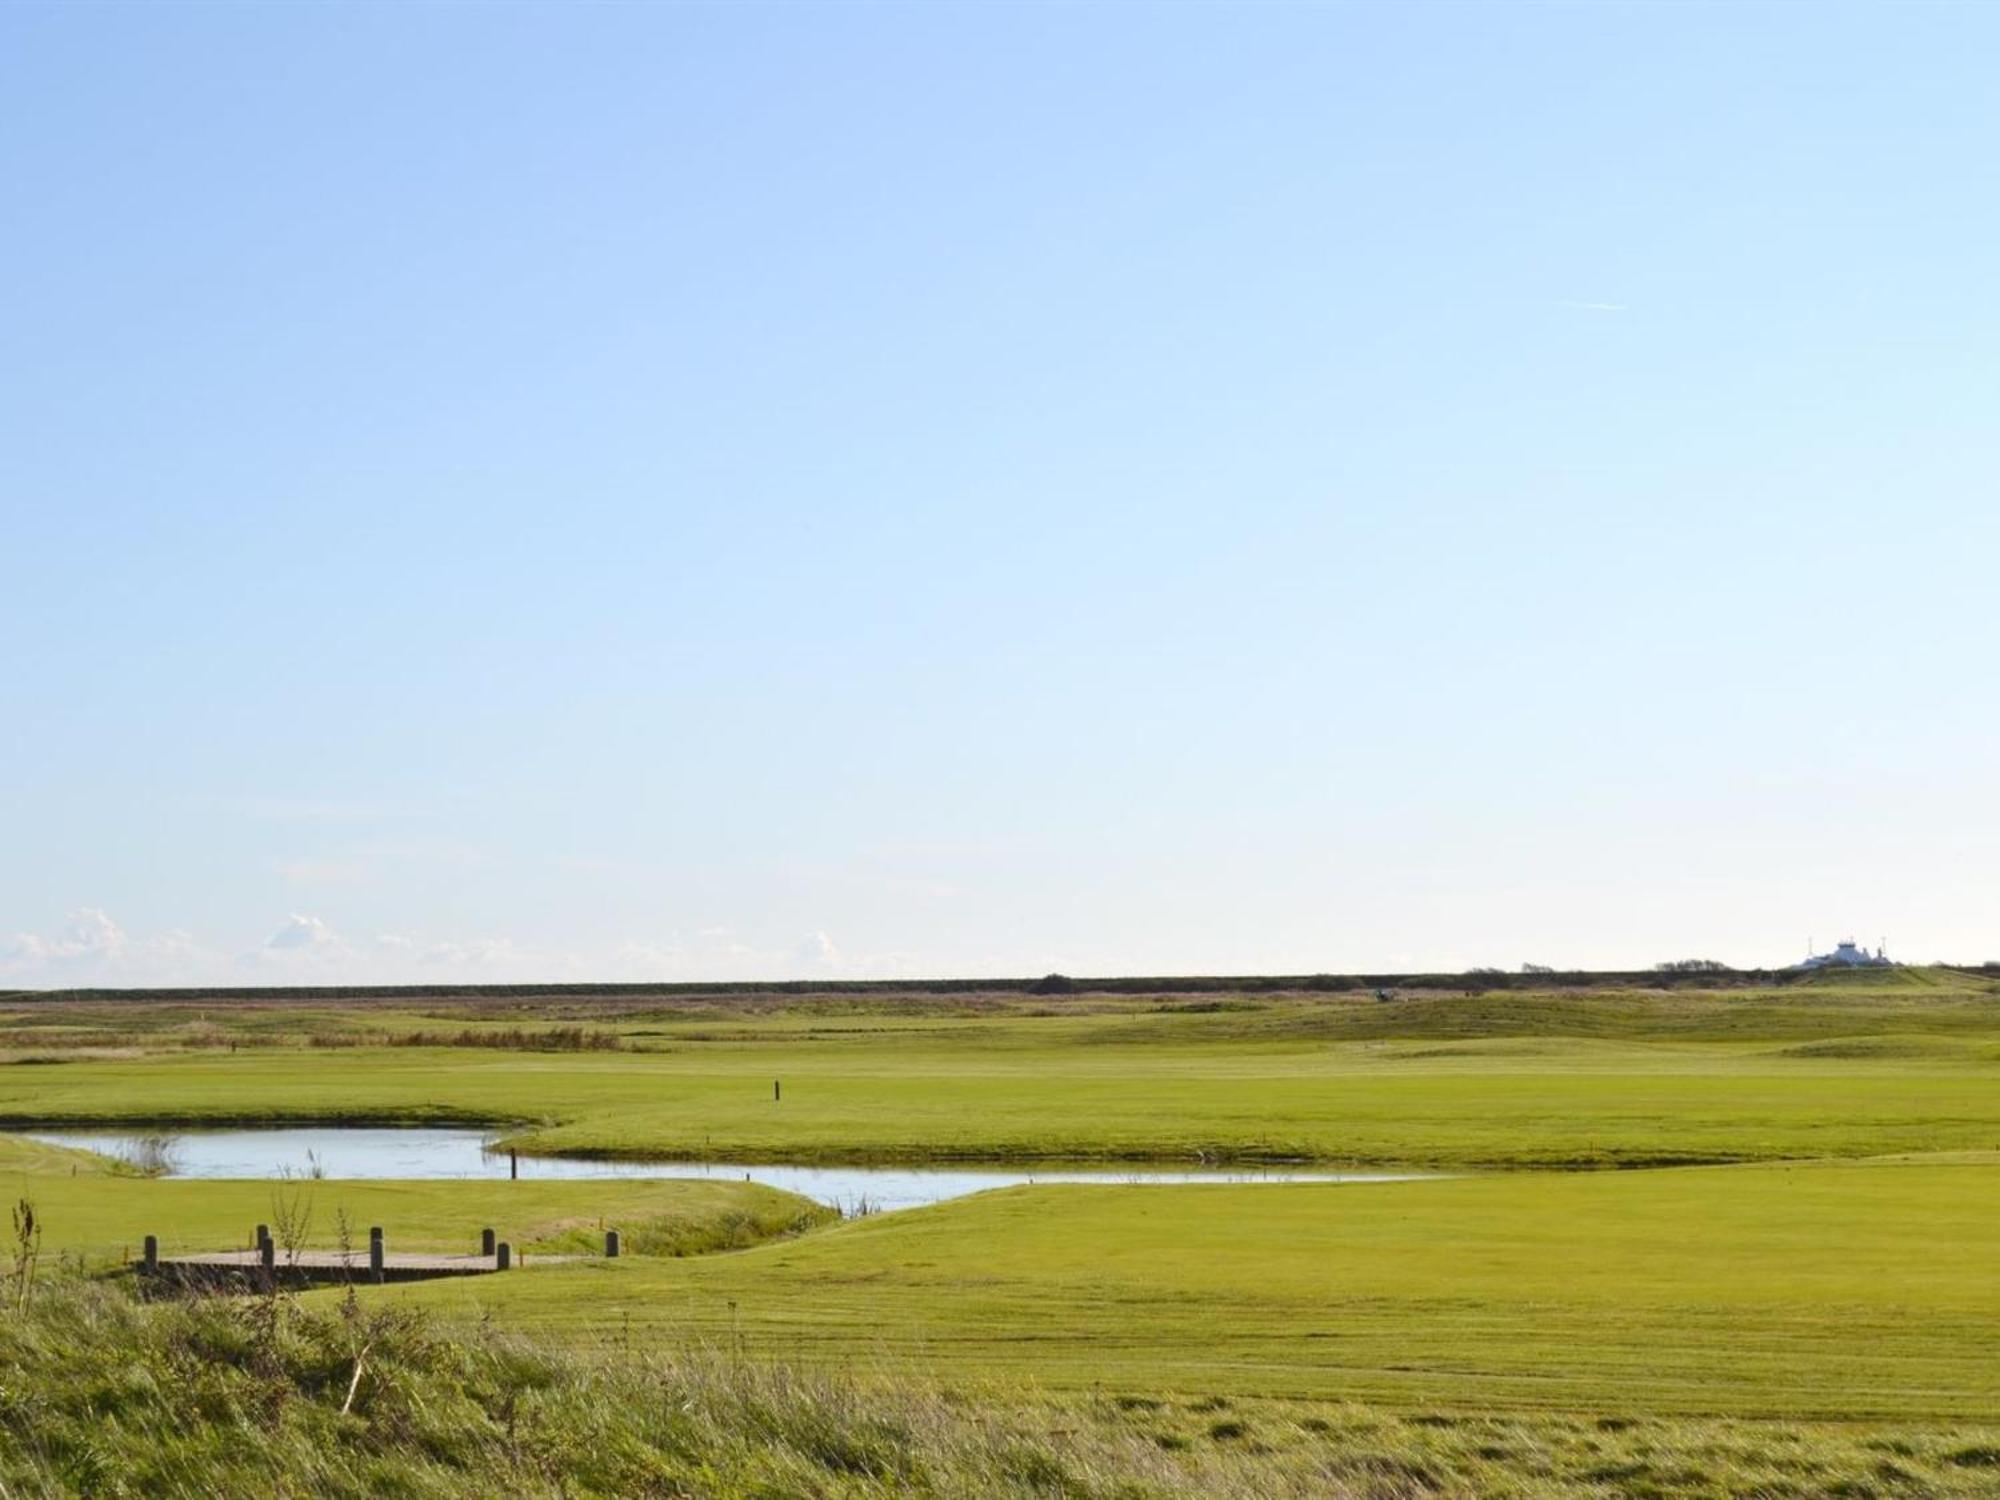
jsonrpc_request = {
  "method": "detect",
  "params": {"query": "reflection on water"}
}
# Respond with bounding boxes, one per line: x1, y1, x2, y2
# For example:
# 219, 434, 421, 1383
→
19, 1127, 1426, 1212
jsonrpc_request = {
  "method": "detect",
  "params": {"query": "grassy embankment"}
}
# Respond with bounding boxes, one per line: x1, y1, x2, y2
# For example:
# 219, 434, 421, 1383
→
0, 1134, 832, 1265
387, 1156, 2000, 1419
10, 1276, 2000, 1498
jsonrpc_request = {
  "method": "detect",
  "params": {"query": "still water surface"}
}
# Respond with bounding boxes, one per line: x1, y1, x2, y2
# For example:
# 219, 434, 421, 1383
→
21, 1126, 1421, 1212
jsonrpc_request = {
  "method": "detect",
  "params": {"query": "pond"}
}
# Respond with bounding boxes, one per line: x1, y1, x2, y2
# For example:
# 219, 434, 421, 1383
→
17, 1127, 1424, 1212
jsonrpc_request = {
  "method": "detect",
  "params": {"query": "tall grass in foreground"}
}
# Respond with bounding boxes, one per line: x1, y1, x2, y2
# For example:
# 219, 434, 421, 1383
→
3, 1277, 2000, 1498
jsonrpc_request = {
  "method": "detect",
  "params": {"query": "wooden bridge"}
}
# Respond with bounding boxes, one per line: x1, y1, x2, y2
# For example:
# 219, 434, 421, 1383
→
138, 1224, 616, 1288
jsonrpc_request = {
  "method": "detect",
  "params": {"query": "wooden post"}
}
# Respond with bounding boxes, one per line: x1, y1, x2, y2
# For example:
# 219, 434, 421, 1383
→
481, 1227, 496, 1256
496, 1241, 511, 1271
774, 1079, 781, 1103
510, 1150, 518, 1180
369, 1226, 385, 1283
142, 1234, 158, 1272
605, 1229, 620, 1258
259, 1235, 275, 1278
255, 1223, 270, 1251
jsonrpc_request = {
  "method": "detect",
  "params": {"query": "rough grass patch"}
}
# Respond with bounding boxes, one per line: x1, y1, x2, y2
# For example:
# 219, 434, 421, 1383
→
1946, 1445, 2000, 1468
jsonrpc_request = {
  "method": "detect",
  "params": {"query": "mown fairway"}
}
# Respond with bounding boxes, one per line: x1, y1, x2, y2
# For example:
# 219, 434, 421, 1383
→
390, 1157, 2000, 1420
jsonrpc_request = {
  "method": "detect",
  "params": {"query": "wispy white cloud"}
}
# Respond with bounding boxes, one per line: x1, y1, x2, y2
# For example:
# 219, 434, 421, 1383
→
793, 931, 841, 969
1, 910, 222, 987
244, 918, 546, 980
4, 907, 127, 966
610, 940, 687, 975
415, 936, 533, 970
263, 913, 338, 952
0, 910, 905, 989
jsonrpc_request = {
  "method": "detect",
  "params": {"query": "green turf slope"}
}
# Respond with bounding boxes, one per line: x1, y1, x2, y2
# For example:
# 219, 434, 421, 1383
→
390, 1159, 2000, 1419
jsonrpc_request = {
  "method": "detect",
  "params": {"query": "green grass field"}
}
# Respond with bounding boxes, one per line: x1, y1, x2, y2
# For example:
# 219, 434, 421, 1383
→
4, 973, 2000, 1493
6, 972, 2000, 1169
389, 1156, 2000, 1419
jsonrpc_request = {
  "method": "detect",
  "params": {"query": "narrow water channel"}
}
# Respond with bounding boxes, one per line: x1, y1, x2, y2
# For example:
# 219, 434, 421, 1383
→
18, 1127, 1424, 1212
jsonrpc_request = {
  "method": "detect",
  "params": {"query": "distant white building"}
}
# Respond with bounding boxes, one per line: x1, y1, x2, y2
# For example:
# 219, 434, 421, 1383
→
1794, 938, 1894, 971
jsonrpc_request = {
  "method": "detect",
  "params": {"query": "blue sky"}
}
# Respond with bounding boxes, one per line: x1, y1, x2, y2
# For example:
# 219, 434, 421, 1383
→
4, 3, 1995, 985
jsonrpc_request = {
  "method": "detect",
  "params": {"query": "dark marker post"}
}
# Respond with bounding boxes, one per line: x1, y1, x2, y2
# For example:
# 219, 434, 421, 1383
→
774, 1079, 781, 1103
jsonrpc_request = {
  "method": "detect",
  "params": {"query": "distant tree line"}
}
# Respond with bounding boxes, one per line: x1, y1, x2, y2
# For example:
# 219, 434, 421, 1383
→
23, 962, 1891, 1006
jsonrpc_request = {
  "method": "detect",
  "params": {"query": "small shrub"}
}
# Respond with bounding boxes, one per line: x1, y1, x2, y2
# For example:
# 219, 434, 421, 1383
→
388, 1026, 625, 1053
304, 1031, 374, 1049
